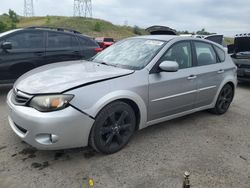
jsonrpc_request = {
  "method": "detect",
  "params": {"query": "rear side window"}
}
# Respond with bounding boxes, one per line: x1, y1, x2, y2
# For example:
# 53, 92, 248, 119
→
214, 45, 225, 62
194, 42, 217, 66
5, 31, 44, 49
47, 32, 79, 49
78, 37, 96, 46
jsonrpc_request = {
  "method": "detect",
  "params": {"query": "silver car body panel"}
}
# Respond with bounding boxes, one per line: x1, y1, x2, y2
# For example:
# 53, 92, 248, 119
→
7, 90, 94, 150
14, 60, 134, 94
7, 35, 237, 150
67, 70, 149, 130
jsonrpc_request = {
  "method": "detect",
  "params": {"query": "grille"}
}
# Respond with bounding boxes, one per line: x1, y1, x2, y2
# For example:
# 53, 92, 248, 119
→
15, 123, 27, 134
12, 89, 33, 106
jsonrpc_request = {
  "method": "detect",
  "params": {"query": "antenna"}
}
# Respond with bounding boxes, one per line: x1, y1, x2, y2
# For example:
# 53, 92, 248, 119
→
74, 0, 92, 18
24, 0, 34, 17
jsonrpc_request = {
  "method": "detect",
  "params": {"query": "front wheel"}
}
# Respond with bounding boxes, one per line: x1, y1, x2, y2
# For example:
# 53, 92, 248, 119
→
209, 84, 234, 115
89, 101, 136, 154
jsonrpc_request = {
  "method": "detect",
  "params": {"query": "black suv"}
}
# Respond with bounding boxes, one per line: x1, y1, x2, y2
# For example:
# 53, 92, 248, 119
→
0, 26, 100, 84
230, 33, 250, 82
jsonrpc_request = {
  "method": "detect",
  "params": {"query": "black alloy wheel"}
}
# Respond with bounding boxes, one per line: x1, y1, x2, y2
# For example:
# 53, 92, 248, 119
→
210, 84, 234, 115
89, 101, 136, 154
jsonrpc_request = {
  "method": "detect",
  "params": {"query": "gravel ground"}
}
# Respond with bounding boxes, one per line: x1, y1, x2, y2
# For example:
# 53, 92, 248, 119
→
0, 84, 249, 188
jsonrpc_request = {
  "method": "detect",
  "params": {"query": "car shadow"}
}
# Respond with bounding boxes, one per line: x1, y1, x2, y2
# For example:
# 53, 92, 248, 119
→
237, 82, 250, 89
0, 84, 13, 97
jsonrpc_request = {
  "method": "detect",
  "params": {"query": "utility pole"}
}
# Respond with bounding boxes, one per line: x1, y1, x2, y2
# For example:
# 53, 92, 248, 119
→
74, 0, 92, 18
24, 0, 34, 17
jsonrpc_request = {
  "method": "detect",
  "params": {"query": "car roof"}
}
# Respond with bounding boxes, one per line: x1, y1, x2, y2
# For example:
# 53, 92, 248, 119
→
133, 35, 180, 42
0, 29, 22, 38
132, 35, 225, 49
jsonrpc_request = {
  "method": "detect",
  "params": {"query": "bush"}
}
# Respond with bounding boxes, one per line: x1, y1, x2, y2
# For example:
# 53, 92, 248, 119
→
94, 22, 101, 32
46, 16, 51, 24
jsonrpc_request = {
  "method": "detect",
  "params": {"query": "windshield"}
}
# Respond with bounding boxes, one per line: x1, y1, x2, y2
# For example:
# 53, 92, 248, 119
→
92, 38, 165, 70
104, 38, 114, 42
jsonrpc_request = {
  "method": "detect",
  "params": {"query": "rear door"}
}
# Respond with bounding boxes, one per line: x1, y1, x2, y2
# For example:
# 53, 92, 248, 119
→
0, 30, 45, 82
45, 31, 81, 63
77, 36, 98, 59
192, 41, 225, 107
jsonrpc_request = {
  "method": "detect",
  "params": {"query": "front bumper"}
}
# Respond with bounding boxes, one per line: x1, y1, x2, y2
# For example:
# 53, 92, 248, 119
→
7, 90, 94, 150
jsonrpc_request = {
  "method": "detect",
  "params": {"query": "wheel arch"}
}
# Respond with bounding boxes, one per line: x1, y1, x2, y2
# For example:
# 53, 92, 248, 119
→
226, 81, 235, 96
84, 90, 147, 130
212, 76, 237, 107
117, 98, 141, 131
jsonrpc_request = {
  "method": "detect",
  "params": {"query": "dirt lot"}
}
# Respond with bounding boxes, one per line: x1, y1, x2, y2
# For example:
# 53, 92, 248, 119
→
0, 84, 249, 188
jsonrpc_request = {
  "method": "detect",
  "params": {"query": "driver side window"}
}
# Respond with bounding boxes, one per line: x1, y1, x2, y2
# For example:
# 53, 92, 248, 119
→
159, 42, 192, 69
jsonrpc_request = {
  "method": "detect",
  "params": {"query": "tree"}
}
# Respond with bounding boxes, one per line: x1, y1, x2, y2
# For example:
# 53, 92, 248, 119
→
0, 21, 7, 32
133, 25, 142, 35
8, 9, 19, 29
196, 28, 212, 35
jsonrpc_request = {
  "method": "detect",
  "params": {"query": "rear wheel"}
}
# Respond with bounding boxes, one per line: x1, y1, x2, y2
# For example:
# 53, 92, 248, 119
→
210, 84, 234, 115
89, 101, 136, 154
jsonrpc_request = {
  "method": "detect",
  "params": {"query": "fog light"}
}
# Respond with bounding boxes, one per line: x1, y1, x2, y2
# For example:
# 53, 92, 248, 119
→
50, 134, 59, 143
36, 133, 59, 145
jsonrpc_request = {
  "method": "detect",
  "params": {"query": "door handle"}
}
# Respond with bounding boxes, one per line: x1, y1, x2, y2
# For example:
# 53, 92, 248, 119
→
72, 51, 80, 55
34, 52, 44, 56
187, 75, 197, 80
217, 69, 225, 74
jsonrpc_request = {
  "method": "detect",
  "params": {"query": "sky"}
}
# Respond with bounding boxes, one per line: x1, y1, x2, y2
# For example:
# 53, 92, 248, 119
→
1, 0, 249, 37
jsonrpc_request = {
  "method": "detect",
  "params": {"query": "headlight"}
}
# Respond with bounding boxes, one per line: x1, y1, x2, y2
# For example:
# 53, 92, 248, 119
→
29, 94, 74, 112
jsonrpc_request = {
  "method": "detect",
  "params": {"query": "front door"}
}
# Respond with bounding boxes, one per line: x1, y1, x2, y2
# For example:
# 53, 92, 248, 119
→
148, 41, 197, 121
0, 30, 45, 82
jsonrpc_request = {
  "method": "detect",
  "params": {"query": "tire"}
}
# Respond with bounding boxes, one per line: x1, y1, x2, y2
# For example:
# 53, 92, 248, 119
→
89, 101, 136, 154
209, 84, 234, 115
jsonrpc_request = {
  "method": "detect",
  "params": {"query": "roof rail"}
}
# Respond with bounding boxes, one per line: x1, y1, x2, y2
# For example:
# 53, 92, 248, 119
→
25, 26, 82, 34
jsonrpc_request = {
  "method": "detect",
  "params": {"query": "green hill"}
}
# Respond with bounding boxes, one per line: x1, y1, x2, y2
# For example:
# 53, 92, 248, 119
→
16, 16, 147, 40
1, 15, 234, 44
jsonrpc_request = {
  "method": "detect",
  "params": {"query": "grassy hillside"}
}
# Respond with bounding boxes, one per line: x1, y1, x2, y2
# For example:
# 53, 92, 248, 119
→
1, 15, 234, 44
224, 37, 234, 45
16, 16, 147, 40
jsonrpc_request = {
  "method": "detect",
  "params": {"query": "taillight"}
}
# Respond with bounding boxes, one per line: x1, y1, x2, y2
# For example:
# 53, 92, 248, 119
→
95, 47, 103, 53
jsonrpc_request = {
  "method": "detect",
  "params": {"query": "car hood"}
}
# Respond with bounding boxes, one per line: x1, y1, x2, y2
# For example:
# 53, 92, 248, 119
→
14, 60, 134, 94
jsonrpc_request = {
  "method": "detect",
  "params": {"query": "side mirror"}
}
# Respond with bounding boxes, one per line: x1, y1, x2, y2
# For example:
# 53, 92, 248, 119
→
1, 42, 12, 50
159, 60, 179, 72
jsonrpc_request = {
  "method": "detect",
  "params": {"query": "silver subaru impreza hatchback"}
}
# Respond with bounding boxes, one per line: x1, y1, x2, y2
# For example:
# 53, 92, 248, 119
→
7, 35, 237, 154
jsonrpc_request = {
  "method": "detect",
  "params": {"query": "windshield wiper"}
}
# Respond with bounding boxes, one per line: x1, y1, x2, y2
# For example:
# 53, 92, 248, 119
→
98, 62, 117, 67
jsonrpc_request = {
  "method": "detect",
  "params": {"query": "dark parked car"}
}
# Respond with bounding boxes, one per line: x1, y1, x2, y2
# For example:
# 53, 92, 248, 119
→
231, 33, 250, 82
0, 26, 100, 84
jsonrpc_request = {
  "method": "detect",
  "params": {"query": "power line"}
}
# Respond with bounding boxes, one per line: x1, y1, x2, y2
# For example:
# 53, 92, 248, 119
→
24, 0, 34, 17
74, 0, 92, 18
